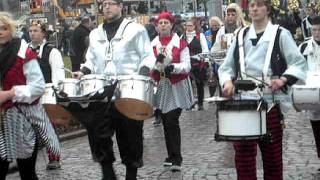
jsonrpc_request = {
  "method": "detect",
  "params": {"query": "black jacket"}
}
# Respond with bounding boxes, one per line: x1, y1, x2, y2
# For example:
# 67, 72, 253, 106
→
71, 24, 91, 64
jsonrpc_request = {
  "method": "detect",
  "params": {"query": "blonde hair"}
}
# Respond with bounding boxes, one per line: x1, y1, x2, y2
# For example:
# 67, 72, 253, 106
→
226, 3, 246, 27
209, 16, 222, 27
0, 12, 19, 37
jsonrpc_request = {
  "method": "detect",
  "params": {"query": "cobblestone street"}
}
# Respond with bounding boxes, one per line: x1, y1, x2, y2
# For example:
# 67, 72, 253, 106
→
6, 103, 320, 180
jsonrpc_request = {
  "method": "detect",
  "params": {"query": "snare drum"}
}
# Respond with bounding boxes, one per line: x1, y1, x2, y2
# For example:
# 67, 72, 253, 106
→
114, 75, 154, 121
59, 78, 79, 97
79, 74, 110, 95
292, 85, 320, 111
215, 100, 267, 141
41, 83, 72, 125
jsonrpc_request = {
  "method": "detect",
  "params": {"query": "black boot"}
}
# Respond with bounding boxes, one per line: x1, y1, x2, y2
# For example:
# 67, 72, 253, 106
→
125, 166, 137, 180
101, 163, 117, 180
311, 120, 320, 158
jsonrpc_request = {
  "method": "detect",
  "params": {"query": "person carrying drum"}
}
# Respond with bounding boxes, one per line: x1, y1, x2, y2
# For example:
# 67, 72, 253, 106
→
150, 11, 194, 171
72, 0, 155, 179
299, 15, 320, 171
218, 0, 306, 179
0, 12, 60, 180
181, 17, 209, 111
28, 20, 65, 170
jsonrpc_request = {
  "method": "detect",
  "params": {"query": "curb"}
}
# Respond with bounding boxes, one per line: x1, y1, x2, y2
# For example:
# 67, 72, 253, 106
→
8, 129, 87, 174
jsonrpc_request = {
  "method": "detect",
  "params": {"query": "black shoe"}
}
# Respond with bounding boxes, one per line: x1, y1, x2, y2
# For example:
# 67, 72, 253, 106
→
163, 158, 173, 167
170, 160, 181, 172
153, 117, 162, 126
46, 160, 61, 170
198, 105, 204, 111
101, 164, 117, 180
125, 167, 137, 180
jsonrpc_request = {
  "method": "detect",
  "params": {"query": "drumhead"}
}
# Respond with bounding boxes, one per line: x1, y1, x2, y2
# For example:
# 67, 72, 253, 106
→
114, 98, 153, 121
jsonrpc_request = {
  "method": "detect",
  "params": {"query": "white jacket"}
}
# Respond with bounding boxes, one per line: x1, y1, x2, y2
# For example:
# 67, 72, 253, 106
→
83, 18, 156, 75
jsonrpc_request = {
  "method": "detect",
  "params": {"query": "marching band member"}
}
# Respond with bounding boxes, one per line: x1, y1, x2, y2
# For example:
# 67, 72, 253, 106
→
301, 3, 317, 40
205, 16, 223, 97
218, 0, 306, 179
0, 12, 60, 180
28, 20, 65, 170
72, 0, 155, 179
299, 15, 320, 170
150, 11, 194, 171
211, 3, 246, 52
181, 17, 209, 110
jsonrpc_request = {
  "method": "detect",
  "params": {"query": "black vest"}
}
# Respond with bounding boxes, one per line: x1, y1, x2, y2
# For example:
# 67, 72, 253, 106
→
233, 27, 286, 80
181, 33, 202, 55
38, 43, 54, 83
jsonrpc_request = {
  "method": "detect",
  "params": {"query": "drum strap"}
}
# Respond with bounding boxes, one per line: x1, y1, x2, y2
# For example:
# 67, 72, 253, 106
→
238, 25, 279, 81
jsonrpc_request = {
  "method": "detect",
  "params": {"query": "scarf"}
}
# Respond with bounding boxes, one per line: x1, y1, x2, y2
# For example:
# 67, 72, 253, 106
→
0, 38, 21, 81
225, 23, 237, 34
103, 17, 124, 41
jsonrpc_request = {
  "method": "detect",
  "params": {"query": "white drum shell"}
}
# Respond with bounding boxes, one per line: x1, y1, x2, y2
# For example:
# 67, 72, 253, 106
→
59, 78, 79, 97
40, 83, 56, 104
292, 85, 320, 111
218, 110, 267, 136
115, 75, 154, 106
80, 74, 110, 95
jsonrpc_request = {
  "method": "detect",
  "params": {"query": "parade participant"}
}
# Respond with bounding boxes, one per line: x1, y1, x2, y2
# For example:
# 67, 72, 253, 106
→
28, 20, 65, 170
0, 12, 60, 180
301, 3, 317, 40
150, 11, 194, 171
299, 15, 320, 169
72, 0, 155, 179
181, 17, 209, 110
204, 16, 222, 97
71, 16, 91, 71
204, 16, 222, 50
211, 3, 246, 51
218, 0, 306, 179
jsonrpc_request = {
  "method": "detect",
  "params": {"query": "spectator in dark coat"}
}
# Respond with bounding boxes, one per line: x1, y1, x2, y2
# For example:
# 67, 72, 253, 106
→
145, 17, 157, 41
71, 16, 91, 71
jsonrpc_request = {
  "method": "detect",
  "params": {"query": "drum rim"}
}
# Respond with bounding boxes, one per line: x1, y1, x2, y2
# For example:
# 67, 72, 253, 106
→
80, 74, 109, 80
62, 78, 79, 83
216, 99, 268, 110
116, 74, 153, 81
45, 83, 54, 88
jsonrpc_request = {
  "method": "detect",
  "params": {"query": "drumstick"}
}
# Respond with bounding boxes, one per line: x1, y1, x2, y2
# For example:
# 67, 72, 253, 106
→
241, 72, 270, 86
62, 68, 73, 74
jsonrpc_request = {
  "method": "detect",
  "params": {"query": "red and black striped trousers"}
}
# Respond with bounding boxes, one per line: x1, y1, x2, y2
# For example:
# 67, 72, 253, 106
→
233, 106, 283, 180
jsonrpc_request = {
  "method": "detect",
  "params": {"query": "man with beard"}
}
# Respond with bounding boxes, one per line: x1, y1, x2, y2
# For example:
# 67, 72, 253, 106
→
72, 0, 155, 179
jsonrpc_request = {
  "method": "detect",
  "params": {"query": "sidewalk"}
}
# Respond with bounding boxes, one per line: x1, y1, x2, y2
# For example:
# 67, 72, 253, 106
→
6, 103, 320, 180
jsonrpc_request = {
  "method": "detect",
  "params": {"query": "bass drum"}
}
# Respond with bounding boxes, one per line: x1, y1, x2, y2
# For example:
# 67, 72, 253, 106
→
114, 75, 154, 121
